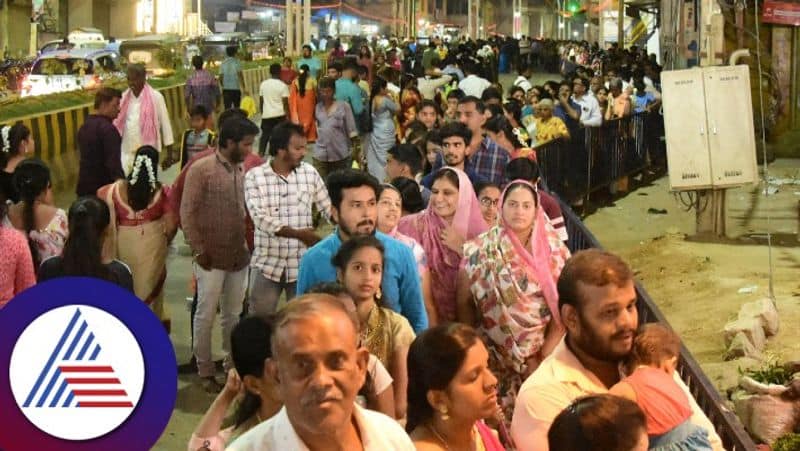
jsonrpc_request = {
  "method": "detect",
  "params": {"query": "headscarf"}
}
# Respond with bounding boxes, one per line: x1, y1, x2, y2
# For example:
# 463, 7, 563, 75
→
397, 167, 487, 321
497, 179, 562, 326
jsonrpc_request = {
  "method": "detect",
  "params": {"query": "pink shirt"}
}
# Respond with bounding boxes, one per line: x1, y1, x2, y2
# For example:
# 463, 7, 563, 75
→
0, 227, 36, 307
625, 366, 693, 435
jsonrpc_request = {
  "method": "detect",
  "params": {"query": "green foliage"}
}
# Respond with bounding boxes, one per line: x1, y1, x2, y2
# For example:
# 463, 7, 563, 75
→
773, 433, 800, 451
738, 354, 793, 385
0, 58, 281, 121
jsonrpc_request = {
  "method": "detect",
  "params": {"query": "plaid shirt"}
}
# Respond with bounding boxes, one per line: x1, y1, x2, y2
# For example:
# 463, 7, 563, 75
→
245, 161, 332, 282
470, 136, 511, 185
185, 69, 221, 114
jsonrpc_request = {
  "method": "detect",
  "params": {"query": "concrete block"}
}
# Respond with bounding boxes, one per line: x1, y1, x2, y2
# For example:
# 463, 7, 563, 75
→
724, 317, 766, 351
725, 331, 762, 361
738, 297, 779, 336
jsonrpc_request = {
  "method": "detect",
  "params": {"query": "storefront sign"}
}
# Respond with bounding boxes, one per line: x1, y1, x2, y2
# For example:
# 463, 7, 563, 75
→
762, 0, 800, 26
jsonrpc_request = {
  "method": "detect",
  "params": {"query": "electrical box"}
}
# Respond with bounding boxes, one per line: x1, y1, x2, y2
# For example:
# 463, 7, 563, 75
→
662, 65, 758, 191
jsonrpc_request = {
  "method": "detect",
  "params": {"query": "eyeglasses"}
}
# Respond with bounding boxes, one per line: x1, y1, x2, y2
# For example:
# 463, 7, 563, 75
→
480, 197, 499, 207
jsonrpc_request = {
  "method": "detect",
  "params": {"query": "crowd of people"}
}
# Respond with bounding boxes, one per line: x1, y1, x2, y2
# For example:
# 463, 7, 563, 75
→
0, 34, 722, 451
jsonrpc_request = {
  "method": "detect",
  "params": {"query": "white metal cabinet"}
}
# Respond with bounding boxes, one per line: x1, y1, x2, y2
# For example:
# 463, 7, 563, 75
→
662, 68, 713, 190
662, 65, 758, 191
703, 66, 759, 188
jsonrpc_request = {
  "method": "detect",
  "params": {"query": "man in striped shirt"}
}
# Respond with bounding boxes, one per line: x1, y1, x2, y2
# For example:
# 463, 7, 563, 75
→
244, 122, 332, 315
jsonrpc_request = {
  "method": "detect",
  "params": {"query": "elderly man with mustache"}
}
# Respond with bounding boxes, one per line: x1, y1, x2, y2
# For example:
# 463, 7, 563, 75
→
227, 294, 414, 450
295, 169, 428, 333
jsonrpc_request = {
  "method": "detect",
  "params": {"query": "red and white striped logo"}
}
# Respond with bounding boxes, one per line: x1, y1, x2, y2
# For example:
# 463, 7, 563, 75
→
9, 305, 145, 440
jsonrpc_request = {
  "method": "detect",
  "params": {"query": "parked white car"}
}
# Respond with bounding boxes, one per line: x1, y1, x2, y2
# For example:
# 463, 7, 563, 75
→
21, 49, 122, 97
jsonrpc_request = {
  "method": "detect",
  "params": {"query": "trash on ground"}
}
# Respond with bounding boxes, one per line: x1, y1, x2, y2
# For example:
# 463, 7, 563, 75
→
738, 285, 758, 294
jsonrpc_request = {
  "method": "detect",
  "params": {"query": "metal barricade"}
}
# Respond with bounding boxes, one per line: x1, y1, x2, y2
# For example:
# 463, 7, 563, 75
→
558, 197, 758, 451
536, 112, 666, 204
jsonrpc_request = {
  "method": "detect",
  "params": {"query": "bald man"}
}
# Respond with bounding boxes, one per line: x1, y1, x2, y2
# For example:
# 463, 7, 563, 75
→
114, 64, 175, 172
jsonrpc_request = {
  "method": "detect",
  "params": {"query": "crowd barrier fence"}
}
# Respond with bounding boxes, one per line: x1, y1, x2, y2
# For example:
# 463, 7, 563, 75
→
535, 111, 667, 209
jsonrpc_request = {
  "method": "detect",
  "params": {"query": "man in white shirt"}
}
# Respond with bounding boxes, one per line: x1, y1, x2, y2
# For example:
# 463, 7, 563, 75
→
417, 73, 453, 100
244, 122, 331, 316
258, 63, 289, 156
513, 63, 533, 93
227, 294, 415, 451
458, 62, 491, 98
511, 249, 724, 451
115, 64, 174, 172
571, 77, 602, 127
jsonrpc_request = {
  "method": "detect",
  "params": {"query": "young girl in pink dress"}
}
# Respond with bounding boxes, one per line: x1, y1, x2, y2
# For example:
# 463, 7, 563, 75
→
610, 323, 712, 451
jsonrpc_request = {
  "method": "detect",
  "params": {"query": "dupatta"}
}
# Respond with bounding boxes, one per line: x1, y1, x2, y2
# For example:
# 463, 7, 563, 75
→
397, 167, 487, 321
463, 180, 569, 372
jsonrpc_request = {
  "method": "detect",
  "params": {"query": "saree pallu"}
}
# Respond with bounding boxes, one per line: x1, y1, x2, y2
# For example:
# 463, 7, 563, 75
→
116, 219, 168, 320
100, 181, 170, 325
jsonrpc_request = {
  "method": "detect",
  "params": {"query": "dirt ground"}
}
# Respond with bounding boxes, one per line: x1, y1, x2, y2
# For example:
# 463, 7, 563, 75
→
584, 159, 800, 394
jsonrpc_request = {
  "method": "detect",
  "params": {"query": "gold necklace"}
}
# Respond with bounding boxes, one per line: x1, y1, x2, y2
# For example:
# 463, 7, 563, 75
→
427, 423, 476, 451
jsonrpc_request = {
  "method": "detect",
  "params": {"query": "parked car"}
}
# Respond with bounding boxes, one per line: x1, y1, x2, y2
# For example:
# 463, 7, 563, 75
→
21, 49, 122, 97
39, 27, 109, 55
119, 34, 183, 77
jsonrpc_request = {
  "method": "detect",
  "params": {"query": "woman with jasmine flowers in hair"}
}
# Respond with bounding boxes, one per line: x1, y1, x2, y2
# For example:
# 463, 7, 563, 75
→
98, 145, 177, 329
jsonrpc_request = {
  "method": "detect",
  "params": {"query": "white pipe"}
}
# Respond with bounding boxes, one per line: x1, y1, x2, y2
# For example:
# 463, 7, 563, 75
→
729, 48, 750, 66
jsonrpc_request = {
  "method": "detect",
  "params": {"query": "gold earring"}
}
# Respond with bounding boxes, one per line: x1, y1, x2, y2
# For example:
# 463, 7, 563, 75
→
375, 288, 382, 300
439, 406, 449, 421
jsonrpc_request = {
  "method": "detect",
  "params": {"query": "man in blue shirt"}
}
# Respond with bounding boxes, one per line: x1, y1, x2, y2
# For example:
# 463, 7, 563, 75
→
334, 61, 364, 117
422, 122, 486, 189
296, 169, 428, 332
219, 46, 244, 110
296, 45, 322, 79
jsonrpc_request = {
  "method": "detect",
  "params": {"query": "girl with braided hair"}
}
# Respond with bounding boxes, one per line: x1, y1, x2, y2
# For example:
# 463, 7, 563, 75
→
97, 145, 177, 330
3, 159, 67, 271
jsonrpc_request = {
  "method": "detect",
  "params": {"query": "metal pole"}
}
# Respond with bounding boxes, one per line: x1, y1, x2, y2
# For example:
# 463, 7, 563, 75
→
617, 0, 624, 47
304, 0, 311, 48
285, 0, 294, 55
477, 0, 481, 38
197, 0, 202, 35
468, 0, 472, 38
294, 1, 301, 54
336, 1, 341, 37
792, 28, 799, 128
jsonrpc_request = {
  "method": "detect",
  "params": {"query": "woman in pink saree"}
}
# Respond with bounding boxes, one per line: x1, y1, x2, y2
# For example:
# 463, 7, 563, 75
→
397, 167, 487, 322
457, 179, 570, 422
407, 323, 506, 451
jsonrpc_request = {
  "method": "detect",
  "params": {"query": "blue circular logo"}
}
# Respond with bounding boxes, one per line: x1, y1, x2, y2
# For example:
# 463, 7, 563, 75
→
0, 277, 177, 450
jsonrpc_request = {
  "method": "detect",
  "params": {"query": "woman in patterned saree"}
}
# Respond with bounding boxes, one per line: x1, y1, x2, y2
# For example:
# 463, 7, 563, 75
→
98, 145, 177, 330
456, 179, 570, 422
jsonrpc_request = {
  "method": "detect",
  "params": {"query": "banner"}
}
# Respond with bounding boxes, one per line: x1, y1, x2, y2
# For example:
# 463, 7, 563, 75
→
762, 0, 800, 26
227, 11, 241, 22
241, 10, 259, 20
